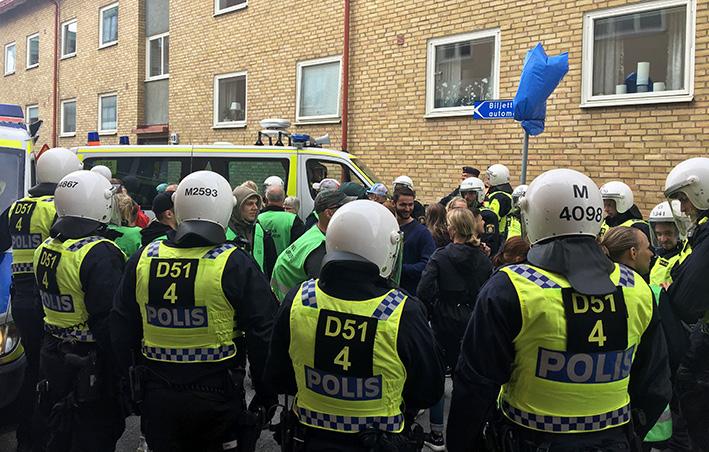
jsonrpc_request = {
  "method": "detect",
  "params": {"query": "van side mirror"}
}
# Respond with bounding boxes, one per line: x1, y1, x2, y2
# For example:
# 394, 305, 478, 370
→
29, 120, 42, 143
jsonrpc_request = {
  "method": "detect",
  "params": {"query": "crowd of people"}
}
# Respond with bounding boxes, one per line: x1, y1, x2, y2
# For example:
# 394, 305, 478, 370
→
1, 147, 708, 452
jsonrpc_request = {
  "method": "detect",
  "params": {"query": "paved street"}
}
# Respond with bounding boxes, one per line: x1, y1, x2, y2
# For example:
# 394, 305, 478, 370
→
0, 378, 449, 451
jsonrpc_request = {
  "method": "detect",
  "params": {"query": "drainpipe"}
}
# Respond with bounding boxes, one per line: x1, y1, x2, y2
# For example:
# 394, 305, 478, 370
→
341, 0, 350, 152
50, 0, 59, 147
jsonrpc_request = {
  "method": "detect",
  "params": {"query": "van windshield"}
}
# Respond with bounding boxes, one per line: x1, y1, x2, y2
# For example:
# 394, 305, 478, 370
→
0, 147, 25, 213
350, 158, 380, 184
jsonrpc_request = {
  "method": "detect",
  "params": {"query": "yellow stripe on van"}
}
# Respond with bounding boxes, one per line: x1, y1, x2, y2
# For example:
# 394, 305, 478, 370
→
288, 156, 297, 196
0, 139, 24, 150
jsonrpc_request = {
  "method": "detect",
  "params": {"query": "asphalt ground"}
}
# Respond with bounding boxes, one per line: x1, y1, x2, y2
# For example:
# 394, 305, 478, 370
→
0, 378, 451, 451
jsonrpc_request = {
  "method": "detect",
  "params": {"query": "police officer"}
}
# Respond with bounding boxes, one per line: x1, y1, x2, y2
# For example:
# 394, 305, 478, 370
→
459, 176, 501, 255
264, 200, 444, 451
0, 147, 82, 450
648, 200, 687, 286
599, 181, 650, 240
662, 157, 709, 449
484, 164, 514, 237
34, 170, 126, 451
447, 169, 671, 451
270, 189, 353, 301
111, 171, 277, 452
506, 184, 528, 240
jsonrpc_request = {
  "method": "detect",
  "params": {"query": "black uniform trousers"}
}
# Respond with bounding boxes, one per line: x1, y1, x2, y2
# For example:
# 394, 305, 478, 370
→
10, 278, 45, 448
38, 336, 124, 452
141, 373, 246, 452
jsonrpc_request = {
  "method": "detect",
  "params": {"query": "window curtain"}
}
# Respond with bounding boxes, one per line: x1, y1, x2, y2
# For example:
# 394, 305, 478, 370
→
103, 9, 118, 43
300, 62, 339, 117
665, 11, 684, 90
593, 33, 624, 95
435, 43, 463, 107
219, 77, 244, 122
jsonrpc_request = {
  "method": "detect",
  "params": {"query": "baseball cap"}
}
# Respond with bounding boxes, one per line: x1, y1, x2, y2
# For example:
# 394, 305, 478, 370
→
341, 182, 368, 199
313, 178, 341, 193
463, 166, 480, 177
152, 191, 174, 216
366, 183, 388, 197
314, 189, 356, 213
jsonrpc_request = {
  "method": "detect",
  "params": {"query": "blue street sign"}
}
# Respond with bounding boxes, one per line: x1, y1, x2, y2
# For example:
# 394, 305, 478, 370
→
471, 100, 514, 119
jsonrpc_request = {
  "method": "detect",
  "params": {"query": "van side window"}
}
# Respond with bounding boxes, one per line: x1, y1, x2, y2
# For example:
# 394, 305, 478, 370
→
84, 157, 190, 209
192, 157, 289, 194
306, 159, 366, 199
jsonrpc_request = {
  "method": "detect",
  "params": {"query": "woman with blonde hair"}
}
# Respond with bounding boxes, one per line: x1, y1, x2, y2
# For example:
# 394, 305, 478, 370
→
107, 192, 143, 257
416, 207, 493, 450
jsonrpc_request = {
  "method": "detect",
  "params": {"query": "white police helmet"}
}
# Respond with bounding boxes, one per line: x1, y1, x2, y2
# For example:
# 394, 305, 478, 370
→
520, 169, 603, 245
263, 175, 284, 190
459, 177, 486, 205
173, 171, 236, 244
393, 175, 414, 190
36, 148, 83, 184
324, 200, 402, 279
512, 184, 528, 208
90, 165, 112, 181
486, 164, 510, 186
649, 200, 688, 247
600, 181, 634, 214
52, 170, 115, 237
664, 157, 709, 213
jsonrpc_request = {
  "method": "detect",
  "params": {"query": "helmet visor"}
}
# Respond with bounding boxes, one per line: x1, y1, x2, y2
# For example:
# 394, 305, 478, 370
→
664, 192, 693, 237
387, 232, 404, 288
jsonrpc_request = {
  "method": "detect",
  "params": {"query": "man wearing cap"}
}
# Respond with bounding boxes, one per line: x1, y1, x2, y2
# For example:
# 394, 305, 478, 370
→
367, 183, 389, 204
140, 191, 177, 246
440, 166, 480, 207
271, 189, 354, 301
305, 178, 341, 230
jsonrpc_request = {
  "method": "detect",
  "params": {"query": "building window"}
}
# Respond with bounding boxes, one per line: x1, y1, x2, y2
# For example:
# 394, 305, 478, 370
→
296, 56, 342, 123
61, 19, 77, 58
215, 0, 247, 15
99, 2, 119, 48
98, 93, 118, 134
26, 33, 39, 69
213, 72, 247, 128
60, 99, 77, 137
425, 29, 500, 117
26, 105, 39, 124
4, 42, 15, 75
146, 33, 169, 80
582, 0, 695, 107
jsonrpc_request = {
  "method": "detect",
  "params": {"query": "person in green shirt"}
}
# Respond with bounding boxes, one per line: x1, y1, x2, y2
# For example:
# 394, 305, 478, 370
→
227, 185, 277, 278
270, 189, 355, 301
258, 185, 305, 257
107, 192, 142, 257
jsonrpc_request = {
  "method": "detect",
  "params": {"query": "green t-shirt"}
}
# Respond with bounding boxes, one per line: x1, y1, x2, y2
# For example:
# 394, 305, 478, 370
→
108, 224, 142, 258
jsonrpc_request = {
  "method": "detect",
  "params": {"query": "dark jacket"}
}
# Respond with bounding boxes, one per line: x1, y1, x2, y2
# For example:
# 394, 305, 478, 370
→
140, 220, 174, 246
439, 187, 461, 207
605, 205, 650, 241
667, 211, 709, 321
399, 220, 436, 296
110, 235, 277, 398
264, 260, 445, 411
417, 242, 492, 368
446, 264, 671, 451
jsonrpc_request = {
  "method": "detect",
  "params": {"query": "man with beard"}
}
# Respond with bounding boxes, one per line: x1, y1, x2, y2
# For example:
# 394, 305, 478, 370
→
393, 186, 435, 296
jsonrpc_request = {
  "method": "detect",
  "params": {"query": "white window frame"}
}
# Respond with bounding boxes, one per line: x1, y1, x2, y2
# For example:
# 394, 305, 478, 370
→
26, 33, 39, 69
26, 104, 39, 124
145, 32, 169, 81
99, 2, 119, 49
425, 29, 501, 118
61, 19, 77, 59
295, 55, 343, 124
213, 71, 247, 129
98, 93, 118, 135
581, 0, 696, 108
4, 42, 16, 76
214, 0, 247, 16
60, 98, 77, 137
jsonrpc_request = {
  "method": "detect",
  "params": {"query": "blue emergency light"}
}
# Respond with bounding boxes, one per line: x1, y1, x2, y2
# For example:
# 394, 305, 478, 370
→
0, 104, 24, 119
291, 134, 310, 143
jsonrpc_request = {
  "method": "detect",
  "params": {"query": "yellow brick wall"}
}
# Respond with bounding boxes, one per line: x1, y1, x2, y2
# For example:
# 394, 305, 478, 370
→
1, 0, 707, 213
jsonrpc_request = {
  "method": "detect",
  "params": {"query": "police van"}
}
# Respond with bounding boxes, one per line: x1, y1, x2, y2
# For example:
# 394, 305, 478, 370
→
75, 120, 379, 219
0, 104, 35, 409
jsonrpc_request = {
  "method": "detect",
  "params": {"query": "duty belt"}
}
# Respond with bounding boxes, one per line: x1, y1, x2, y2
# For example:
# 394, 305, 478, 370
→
501, 401, 631, 433
44, 323, 95, 343
11, 262, 33, 274
297, 407, 404, 433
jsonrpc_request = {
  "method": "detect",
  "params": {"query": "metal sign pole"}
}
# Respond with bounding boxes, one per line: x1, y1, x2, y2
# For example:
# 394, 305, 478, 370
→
521, 131, 529, 184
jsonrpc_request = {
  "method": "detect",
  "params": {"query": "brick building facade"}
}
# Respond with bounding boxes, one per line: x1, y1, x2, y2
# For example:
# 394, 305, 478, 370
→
0, 0, 706, 209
